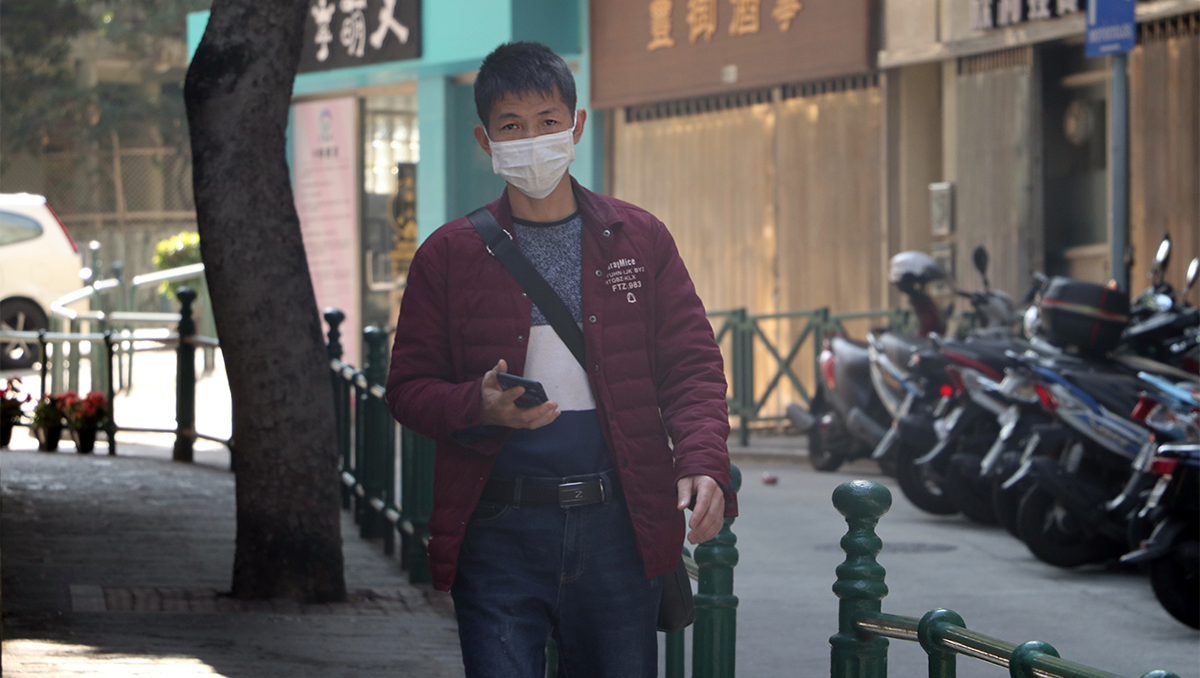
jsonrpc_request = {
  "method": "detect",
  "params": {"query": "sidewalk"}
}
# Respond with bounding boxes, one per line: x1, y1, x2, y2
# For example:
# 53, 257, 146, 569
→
1, 437, 464, 678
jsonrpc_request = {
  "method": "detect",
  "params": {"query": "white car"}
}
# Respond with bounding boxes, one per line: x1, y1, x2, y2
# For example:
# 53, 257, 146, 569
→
0, 193, 83, 370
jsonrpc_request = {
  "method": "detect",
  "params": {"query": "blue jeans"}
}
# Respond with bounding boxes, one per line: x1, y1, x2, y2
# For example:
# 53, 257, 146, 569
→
451, 477, 661, 678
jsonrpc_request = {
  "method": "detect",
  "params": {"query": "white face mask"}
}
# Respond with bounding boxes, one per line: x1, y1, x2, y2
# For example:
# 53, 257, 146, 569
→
486, 117, 577, 200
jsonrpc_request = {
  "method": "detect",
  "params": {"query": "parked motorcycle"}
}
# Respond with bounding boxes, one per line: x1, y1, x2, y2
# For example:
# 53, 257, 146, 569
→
787, 253, 951, 472
1120, 443, 1200, 628
870, 247, 1025, 518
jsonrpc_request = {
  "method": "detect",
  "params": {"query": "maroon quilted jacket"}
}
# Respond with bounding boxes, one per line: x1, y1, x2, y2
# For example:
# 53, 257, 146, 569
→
385, 177, 736, 592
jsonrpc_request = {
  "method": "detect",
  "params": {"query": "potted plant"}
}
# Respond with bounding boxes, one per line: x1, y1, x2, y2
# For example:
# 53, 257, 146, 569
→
1, 378, 31, 449
65, 391, 107, 454
32, 393, 71, 452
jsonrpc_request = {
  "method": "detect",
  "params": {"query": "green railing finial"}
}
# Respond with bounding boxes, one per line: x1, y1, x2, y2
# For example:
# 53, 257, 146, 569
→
1009, 641, 1059, 678
324, 308, 345, 361
918, 608, 966, 678
831, 480, 892, 678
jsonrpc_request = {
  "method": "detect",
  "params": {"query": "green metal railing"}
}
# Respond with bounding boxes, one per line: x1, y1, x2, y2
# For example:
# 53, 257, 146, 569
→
324, 310, 742, 678
1, 287, 227, 459
712, 307, 909, 446
829, 480, 1180, 678
325, 310, 435, 585
41, 244, 216, 397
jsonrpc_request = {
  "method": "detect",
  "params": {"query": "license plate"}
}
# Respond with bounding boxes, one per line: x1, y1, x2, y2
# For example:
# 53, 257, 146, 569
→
1144, 477, 1169, 511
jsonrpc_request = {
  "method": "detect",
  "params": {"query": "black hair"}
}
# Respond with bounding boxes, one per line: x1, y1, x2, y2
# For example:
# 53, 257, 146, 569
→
474, 42, 577, 128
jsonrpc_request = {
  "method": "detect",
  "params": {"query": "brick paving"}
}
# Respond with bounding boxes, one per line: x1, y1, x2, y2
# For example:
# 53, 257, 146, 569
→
1, 444, 464, 678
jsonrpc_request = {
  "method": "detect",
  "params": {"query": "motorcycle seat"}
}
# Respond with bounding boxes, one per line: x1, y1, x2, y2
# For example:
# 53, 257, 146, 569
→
831, 335, 872, 380
878, 333, 932, 371
1060, 370, 1142, 417
946, 339, 1027, 372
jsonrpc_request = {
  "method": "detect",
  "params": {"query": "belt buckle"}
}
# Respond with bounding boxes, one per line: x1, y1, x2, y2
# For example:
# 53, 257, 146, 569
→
558, 481, 591, 508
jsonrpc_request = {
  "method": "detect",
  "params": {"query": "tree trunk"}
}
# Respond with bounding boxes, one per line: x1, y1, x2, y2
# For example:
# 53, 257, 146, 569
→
183, 0, 346, 602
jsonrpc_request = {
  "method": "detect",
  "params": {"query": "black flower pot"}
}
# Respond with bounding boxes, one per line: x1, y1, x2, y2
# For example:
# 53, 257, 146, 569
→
71, 428, 97, 454
36, 425, 63, 452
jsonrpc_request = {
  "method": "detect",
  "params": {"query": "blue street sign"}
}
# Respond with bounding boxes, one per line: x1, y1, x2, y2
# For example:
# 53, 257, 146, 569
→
1087, 0, 1137, 58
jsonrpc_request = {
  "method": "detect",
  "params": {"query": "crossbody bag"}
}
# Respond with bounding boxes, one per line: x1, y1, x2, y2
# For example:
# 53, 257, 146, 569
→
466, 207, 696, 633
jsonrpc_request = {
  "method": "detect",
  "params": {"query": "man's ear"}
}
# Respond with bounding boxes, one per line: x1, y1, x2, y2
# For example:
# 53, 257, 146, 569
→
572, 110, 587, 144
474, 124, 492, 157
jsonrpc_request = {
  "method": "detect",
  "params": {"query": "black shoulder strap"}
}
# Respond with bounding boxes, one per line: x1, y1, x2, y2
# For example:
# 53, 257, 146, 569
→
466, 207, 587, 370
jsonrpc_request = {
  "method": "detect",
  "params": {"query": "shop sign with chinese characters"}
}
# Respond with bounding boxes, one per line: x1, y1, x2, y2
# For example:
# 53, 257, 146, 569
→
970, 0, 1086, 31
592, 0, 875, 109
299, 0, 420, 74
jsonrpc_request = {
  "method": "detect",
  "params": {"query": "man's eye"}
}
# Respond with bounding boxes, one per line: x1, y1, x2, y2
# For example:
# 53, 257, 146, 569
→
542, 119, 559, 126
501, 123, 517, 131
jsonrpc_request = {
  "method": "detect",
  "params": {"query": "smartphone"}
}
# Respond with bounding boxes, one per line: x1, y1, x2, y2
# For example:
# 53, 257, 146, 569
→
496, 372, 549, 408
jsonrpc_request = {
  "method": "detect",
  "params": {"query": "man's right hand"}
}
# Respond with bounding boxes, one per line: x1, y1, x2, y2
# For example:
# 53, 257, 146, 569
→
480, 359, 560, 429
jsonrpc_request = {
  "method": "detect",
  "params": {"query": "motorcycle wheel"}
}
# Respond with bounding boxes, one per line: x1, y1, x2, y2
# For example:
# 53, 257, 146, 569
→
1017, 486, 1117, 568
807, 408, 846, 472
895, 442, 958, 515
944, 453, 998, 525
992, 474, 1030, 539
1148, 526, 1200, 629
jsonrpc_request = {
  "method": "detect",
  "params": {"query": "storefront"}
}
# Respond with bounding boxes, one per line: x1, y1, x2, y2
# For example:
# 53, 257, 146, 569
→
592, 0, 883, 320
190, 1, 601, 365
878, 0, 1199, 299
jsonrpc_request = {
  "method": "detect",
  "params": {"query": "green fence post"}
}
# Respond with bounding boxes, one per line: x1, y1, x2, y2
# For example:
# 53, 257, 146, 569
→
68, 317, 80, 394
693, 464, 741, 678
402, 427, 436, 584
50, 317, 65, 395
813, 308, 829, 393
917, 609, 966, 678
103, 331, 117, 456
362, 326, 388, 540
1008, 641, 1059, 678
173, 287, 196, 463
111, 262, 127, 392
38, 330, 49, 397
354, 371, 367, 527
325, 309, 352, 510
830, 480, 891, 678
730, 309, 752, 447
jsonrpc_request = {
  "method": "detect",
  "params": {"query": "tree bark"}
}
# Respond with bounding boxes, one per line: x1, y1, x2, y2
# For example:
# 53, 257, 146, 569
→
183, 0, 346, 602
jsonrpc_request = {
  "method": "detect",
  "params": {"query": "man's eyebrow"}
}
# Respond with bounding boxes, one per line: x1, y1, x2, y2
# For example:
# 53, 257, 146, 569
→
537, 108, 562, 117
496, 111, 522, 120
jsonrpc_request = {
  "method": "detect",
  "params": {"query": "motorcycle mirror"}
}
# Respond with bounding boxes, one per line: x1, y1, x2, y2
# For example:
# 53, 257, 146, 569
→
973, 246, 990, 291
1152, 233, 1171, 283
1187, 258, 1198, 292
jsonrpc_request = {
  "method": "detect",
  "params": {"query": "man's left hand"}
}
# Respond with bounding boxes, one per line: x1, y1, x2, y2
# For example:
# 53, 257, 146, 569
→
676, 475, 725, 545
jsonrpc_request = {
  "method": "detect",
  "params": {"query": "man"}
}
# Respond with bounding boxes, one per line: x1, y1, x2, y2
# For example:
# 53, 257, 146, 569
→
385, 41, 735, 678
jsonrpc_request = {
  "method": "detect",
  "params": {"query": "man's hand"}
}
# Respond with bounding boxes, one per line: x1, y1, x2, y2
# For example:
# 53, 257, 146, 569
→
480, 359, 560, 429
676, 474, 725, 545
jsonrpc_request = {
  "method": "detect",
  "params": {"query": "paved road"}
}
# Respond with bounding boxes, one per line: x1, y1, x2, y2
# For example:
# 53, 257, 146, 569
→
726, 456, 1199, 678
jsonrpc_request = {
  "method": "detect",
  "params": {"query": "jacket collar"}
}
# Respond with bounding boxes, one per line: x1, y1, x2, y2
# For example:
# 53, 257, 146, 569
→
490, 175, 624, 237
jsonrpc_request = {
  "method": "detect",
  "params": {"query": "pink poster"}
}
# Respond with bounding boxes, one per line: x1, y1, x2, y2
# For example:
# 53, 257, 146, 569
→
292, 98, 360, 367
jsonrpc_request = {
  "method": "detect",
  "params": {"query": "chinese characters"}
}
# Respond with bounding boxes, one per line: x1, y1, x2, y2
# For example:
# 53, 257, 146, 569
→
309, 0, 411, 62
648, 0, 802, 51
648, 0, 677, 50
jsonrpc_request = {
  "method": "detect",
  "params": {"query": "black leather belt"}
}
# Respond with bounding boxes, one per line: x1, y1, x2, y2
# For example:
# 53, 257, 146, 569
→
481, 472, 620, 508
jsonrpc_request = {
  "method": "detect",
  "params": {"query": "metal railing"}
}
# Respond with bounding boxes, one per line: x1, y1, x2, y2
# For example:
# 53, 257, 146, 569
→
39, 248, 216, 397
325, 310, 435, 584
2, 287, 227, 459
829, 480, 1181, 678
712, 307, 909, 446
324, 309, 742, 678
